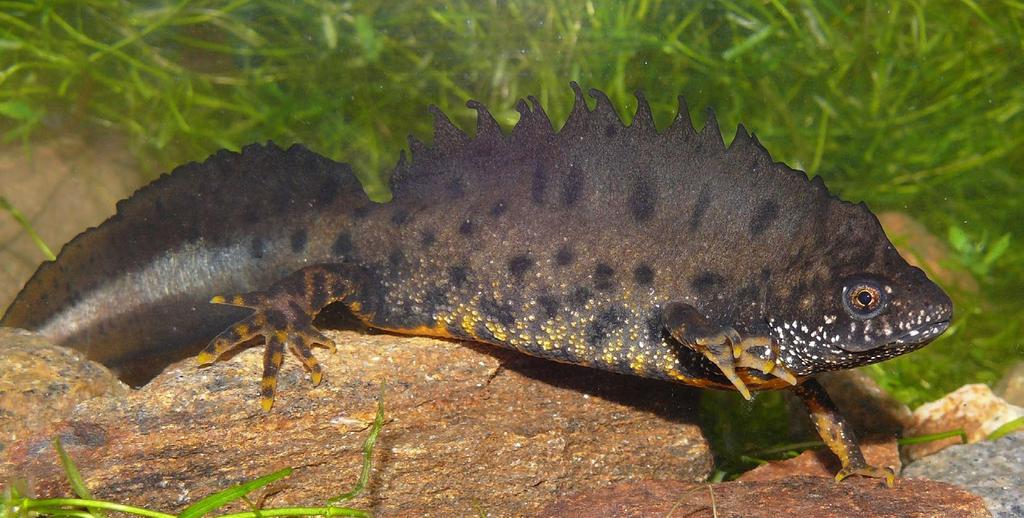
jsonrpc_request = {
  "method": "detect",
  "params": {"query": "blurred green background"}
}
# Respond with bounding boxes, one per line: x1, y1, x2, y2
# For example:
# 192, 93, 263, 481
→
1, 0, 1021, 476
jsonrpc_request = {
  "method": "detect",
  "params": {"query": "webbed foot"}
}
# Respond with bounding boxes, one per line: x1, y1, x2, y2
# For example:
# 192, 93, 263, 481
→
663, 302, 796, 399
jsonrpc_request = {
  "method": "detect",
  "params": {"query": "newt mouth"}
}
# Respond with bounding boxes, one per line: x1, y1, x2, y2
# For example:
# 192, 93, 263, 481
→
893, 319, 951, 346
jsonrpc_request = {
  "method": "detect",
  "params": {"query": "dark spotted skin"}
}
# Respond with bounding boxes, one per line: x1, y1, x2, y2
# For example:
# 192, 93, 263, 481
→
2, 83, 953, 485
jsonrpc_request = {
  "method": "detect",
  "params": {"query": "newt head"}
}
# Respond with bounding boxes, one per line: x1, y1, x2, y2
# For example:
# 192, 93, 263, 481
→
765, 200, 953, 375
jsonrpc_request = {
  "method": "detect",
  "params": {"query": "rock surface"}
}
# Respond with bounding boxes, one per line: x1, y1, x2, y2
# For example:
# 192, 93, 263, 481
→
904, 431, 1024, 518
877, 211, 978, 294
537, 476, 991, 518
738, 439, 900, 482
795, 370, 912, 438
0, 328, 127, 449
0, 330, 712, 516
0, 135, 139, 313
996, 361, 1024, 407
904, 384, 1024, 461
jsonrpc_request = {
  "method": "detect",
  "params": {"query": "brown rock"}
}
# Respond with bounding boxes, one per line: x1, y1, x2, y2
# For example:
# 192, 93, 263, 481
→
537, 476, 991, 518
995, 361, 1024, 407
0, 134, 139, 313
877, 211, 978, 293
770, 371, 906, 482
807, 370, 912, 437
0, 327, 127, 449
904, 384, 1024, 461
738, 439, 899, 482
0, 330, 712, 516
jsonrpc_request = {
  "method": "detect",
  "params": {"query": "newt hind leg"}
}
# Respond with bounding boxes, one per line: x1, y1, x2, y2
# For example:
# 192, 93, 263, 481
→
662, 302, 796, 399
196, 263, 359, 410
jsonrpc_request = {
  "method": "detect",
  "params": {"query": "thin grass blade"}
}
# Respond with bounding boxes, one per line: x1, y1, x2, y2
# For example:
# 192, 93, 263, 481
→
897, 429, 968, 446
328, 383, 386, 504
987, 416, 1024, 441
0, 196, 55, 260
177, 467, 293, 518
53, 437, 106, 518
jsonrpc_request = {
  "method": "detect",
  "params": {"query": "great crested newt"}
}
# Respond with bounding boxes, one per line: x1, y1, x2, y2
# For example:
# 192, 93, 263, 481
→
2, 83, 953, 485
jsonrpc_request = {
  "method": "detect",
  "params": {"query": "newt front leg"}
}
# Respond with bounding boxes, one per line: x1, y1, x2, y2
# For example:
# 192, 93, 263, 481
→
662, 302, 796, 399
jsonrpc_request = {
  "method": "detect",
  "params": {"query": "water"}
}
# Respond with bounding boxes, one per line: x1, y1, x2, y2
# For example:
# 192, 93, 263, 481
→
1, 0, 1021, 466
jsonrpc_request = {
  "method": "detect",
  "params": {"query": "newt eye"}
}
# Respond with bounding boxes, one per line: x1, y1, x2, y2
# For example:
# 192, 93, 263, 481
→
843, 281, 886, 319
856, 290, 874, 307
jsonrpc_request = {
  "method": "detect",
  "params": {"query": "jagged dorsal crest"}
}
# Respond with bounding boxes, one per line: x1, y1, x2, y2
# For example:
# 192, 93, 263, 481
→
397, 81, 738, 164
666, 95, 697, 139
509, 96, 555, 146
730, 123, 755, 153
466, 100, 503, 144
390, 82, 837, 212
698, 107, 726, 153
629, 90, 657, 135
556, 82, 593, 137
428, 104, 471, 156
587, 87, 626, 136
